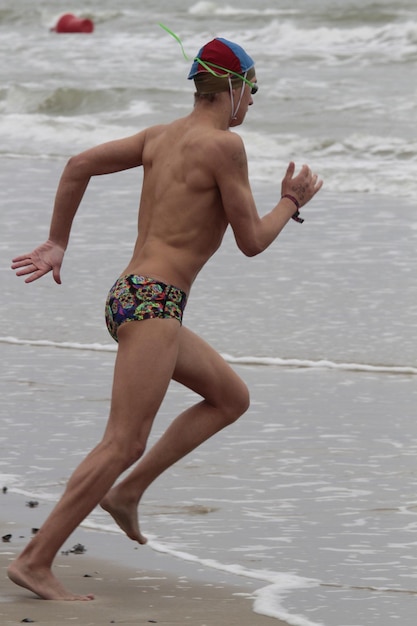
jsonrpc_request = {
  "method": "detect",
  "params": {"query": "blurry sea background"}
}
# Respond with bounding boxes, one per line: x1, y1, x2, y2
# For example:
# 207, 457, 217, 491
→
1, 1, 417, 624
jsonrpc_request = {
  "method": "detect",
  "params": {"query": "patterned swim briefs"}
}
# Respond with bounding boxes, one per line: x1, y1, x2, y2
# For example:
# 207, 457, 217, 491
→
105, 274, 187, 342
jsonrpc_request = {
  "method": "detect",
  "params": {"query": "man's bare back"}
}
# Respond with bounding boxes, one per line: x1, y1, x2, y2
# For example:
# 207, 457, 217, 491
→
123, 117, 232, 293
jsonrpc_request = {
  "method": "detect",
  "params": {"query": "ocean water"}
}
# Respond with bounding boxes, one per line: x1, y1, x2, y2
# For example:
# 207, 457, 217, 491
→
1, 1, 417, 625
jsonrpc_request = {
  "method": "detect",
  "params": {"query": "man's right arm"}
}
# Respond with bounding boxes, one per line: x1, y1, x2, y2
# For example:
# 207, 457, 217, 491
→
49, 131, 149, 249
11, 130, 150, 283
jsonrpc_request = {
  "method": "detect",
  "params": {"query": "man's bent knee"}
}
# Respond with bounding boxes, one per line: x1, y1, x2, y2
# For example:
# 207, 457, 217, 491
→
235, 381, 251, 419
222, 380, 250, 425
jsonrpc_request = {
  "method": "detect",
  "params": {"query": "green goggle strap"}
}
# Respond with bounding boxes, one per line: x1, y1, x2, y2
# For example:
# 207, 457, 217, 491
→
159, 23, 256, 89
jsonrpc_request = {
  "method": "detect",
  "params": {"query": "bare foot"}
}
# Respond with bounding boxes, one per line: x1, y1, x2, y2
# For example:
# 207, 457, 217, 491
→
100, 489, 147, 544
7, 559, 94, 601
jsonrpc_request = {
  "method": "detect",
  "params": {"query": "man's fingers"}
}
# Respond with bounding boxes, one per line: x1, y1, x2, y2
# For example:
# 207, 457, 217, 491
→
52, 267, 62, 285
285, 161, 295, 179
15, 265, 37, 276
12, 257, 54, 282
11, 253, 32, 264
24, 271, 44, 284
314, 177, 324, 194
11, 257, 32, 270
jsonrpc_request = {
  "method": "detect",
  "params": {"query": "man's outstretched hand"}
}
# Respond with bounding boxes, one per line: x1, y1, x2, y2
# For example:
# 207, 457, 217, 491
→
11, 240, 65, 284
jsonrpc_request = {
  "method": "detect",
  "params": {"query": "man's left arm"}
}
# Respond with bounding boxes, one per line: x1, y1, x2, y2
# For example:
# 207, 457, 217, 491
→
214, 135, 322, 256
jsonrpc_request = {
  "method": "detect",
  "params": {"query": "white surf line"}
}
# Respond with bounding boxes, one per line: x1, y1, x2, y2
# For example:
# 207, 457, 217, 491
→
223, 353, 417, 375
0, 336, 117, 352
1, 336, 416, 375
320, 582, 417, 596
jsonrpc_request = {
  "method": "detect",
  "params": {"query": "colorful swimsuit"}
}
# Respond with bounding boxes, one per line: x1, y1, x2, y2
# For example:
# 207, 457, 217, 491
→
105, 274, 187, 342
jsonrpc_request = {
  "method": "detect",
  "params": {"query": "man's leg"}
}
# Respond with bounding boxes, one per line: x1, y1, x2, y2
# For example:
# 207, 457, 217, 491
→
7, 318, 181, 600
101, 326, 250, 543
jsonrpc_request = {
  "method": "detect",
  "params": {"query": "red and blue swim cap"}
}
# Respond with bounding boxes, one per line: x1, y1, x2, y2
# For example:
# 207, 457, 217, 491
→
188, 38, 255, 80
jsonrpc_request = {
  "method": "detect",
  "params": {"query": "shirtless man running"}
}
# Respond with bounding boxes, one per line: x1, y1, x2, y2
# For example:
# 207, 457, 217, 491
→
9, 37, 322, 601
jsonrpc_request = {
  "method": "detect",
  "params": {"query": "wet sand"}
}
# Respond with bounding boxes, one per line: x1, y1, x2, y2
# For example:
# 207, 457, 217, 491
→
0, 492, 285, 625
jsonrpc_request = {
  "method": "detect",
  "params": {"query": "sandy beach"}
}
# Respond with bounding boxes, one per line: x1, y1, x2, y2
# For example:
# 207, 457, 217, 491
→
1, 492, 285, 626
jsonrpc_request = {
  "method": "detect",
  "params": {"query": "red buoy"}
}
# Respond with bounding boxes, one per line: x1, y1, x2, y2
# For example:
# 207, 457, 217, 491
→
53, 13, 94, 34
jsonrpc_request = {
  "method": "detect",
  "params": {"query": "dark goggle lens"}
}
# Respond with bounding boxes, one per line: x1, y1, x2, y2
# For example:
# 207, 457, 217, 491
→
250, 83, 258, 95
